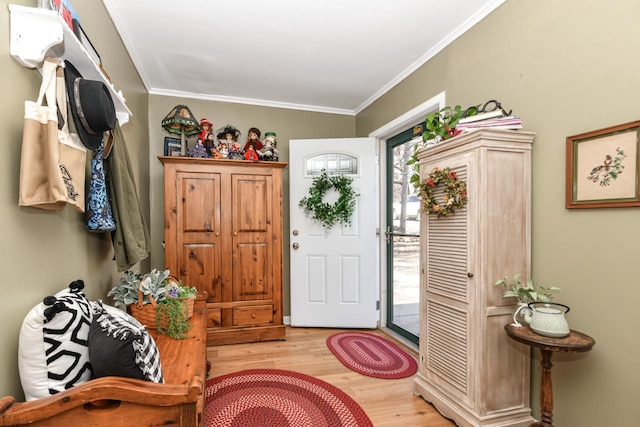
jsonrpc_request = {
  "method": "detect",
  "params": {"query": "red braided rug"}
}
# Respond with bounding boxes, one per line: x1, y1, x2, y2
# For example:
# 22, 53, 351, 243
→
326, 332, 418, 379
204, 369, 373, 427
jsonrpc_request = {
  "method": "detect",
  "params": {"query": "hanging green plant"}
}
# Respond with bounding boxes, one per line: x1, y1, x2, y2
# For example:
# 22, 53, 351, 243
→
418, 167, 468, 217
156, 298, 192, 339
299, 170, 359, 228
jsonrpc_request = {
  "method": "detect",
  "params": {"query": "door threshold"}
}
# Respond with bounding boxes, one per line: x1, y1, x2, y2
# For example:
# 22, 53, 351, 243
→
378, 327, 418, 355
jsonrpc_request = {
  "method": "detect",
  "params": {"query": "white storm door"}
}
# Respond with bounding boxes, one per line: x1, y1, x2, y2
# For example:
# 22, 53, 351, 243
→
289, 138, 378, 328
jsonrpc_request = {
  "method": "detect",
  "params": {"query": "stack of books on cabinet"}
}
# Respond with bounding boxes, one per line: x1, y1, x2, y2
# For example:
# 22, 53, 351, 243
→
456, 109, 523, 132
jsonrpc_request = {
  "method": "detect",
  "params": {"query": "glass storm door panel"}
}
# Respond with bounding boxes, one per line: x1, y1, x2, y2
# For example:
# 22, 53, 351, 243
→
386, 125, 423, 344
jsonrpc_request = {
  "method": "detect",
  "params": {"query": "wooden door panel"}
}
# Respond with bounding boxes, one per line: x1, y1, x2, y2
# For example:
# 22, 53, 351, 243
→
233, 242, 271, 300
232, 175, 271, 232
181, 243, 222, 302
231, 173, 273, 302
180, 175, 220, 233
176, 172, 222, 303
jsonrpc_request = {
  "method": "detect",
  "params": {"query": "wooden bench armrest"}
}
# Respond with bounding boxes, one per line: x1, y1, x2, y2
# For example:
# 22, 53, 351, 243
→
0, 376, 203, 426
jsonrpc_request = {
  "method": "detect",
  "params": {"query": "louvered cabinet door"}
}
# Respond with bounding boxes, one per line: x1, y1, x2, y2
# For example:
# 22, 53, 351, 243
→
421, 152, 476, 408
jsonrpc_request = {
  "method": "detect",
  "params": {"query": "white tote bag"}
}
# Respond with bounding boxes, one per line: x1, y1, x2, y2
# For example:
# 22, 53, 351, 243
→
18, 58, 87, 212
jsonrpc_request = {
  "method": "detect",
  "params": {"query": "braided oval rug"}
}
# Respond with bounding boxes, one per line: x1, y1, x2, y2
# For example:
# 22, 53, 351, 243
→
326, 332, 418, 379
204, 369, 373, 427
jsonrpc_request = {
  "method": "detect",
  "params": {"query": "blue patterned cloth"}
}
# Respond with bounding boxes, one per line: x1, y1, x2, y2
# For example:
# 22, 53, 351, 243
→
87, 141, 116, 232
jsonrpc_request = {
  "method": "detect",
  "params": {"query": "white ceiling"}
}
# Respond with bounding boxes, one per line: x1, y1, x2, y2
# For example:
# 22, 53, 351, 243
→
103, 0, 505, 115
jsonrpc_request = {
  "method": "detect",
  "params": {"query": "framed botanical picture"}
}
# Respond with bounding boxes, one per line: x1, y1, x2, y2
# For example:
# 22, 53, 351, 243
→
164, 137, 182, 156
566, 121, 640, 209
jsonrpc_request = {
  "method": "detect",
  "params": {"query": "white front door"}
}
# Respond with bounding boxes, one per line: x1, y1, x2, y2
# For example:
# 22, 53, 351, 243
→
289, 138, 378, 328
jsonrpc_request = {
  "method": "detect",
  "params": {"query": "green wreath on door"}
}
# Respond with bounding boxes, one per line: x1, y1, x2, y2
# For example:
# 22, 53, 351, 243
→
299, 171, 359, 228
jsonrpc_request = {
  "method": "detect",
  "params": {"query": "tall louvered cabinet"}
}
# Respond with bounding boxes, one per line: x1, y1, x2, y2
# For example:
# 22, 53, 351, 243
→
413, 129, 536, 427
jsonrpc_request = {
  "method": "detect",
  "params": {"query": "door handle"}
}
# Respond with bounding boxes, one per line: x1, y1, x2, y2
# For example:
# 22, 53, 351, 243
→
292, 242, 299, 249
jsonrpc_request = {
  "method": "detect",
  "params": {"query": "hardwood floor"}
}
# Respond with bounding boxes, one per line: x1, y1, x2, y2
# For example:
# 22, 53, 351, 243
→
206, 326, 455, 426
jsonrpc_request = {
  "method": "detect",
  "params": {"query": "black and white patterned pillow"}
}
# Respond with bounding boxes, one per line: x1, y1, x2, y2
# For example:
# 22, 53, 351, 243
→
88, 301, 163, 383
18, 280, 93, 401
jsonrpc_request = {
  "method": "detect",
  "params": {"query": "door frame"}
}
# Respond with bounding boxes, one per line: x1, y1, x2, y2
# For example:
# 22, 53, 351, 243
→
368, 91, 445, 334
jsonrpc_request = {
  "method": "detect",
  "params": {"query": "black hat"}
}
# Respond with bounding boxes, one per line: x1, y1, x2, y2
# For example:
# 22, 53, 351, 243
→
64, 60, 116, 150
216, 124, 241, 140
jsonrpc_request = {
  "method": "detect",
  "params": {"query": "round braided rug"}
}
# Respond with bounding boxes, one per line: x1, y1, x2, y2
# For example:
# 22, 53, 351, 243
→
204, 369, 373, 427
326, 332, 418, 379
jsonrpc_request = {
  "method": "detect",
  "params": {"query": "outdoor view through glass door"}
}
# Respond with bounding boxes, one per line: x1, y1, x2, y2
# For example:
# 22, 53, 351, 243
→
386, 125, 423, 344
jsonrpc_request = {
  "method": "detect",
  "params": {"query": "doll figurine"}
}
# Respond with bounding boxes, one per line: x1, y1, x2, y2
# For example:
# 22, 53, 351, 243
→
197, 118, 213, 145
218, 141, 229, 159
228, 140, 244, 160
259, 132, 279, 161
203, 132, 218, 157
217, 125, 243, 160
243, 127, 263, 152
244, 143, 260, 161
187, 141, 208, 158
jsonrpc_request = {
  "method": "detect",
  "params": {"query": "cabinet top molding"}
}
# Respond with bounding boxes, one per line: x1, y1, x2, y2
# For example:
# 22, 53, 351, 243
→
417, 128, 535, 160
159, 156, 288, 169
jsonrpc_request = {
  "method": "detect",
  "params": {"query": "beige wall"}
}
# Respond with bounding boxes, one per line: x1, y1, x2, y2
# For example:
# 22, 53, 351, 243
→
2, 0, 636, 425
0, 0, 149, 398
357, 1, 639, 426
148, 95, 355, 317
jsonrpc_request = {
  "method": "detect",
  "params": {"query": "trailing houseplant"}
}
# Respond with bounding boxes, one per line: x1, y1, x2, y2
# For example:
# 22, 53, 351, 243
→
156, 298, 192, 339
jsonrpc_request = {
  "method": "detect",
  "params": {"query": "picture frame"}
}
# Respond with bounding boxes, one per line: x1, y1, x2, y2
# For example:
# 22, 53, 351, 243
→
164, 137, 182, 156
566, 120, 640, 209
76, 24, 101, 66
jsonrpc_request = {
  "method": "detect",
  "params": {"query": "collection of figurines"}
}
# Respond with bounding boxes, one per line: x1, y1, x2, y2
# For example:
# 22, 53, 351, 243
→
188, 118, 279, 161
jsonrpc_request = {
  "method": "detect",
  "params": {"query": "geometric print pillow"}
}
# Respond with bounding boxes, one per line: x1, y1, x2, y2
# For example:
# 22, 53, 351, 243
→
18, 280, 93, 401
88, 301, 163, 383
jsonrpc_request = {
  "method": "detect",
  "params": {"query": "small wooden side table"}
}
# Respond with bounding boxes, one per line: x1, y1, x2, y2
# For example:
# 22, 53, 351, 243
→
504, 324, 595, 427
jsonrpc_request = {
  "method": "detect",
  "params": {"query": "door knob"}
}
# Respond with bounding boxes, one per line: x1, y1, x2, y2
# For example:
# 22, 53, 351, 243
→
292, 242, 299, 249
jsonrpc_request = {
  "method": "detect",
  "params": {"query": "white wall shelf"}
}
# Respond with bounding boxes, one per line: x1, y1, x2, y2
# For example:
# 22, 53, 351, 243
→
9, 4, 131, 125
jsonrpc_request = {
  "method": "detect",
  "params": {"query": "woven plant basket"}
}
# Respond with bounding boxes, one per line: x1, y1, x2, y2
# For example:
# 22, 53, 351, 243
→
129, 284, 161, 329
129, 276, 195, 329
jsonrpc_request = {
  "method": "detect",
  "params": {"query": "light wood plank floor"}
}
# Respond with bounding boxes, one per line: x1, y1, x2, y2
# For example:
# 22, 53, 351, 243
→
206, 327, 455, 427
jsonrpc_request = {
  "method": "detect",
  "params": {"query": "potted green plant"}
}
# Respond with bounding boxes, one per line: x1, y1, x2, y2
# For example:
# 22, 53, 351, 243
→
495, 274, 562, 326
161, 278, 197, 336
495, 274, 561, 304
107, 269, 196, 339
108, 269, 166, 309
408, 104, 478, 189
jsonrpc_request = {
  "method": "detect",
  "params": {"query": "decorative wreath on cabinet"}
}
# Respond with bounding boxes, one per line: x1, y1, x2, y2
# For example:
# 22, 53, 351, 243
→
418, 167, 468, 217
299, 170, 359, 228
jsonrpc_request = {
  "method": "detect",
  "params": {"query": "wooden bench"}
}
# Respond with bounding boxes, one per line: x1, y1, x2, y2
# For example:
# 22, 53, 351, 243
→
0, 300, 208, 427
